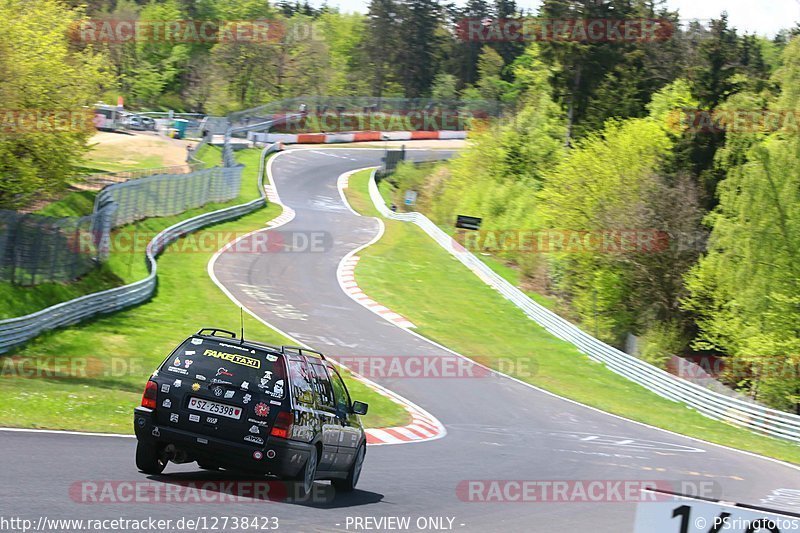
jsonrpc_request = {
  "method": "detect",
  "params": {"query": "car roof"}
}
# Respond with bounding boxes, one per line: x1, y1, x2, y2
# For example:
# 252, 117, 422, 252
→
192, 328, 326, 362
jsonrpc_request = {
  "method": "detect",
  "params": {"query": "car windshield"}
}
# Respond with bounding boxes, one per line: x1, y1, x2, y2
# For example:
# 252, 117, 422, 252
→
160, 337, 287, 399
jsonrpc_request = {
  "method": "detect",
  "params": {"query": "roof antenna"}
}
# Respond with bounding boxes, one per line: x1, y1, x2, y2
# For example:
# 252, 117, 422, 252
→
239, 307, 245, 345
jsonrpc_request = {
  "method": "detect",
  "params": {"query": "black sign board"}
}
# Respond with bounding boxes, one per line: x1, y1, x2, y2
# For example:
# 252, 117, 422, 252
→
381, 148, 406, 176
455, 215, 482, 231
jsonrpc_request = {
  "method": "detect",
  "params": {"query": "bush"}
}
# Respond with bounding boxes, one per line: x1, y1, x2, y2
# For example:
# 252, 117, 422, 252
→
639, 321, 689, 369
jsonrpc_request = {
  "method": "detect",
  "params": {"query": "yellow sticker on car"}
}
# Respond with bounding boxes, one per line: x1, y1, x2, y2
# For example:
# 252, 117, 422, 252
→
202, 349, 261, 369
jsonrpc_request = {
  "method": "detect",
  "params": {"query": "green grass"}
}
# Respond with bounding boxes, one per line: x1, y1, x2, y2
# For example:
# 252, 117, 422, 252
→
192, 144, 221, 168
35, 190, 97, 218
0, 153, 409, 432
344, 168, 800, 464
0, 268, 124, 320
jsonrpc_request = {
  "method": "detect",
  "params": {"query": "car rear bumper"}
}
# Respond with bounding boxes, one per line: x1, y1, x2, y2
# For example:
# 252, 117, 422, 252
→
133, 407, 311, 478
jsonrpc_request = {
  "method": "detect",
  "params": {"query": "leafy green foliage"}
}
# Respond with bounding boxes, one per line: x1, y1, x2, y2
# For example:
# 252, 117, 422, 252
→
0, 0, 106, 208
682, 38, 800, 412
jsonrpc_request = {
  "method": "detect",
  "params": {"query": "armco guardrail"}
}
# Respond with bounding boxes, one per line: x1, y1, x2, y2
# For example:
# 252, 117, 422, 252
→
0, 144, 281, 355
368, 170, 800, 443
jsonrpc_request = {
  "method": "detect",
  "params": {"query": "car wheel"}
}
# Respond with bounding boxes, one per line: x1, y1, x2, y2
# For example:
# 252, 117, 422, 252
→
333, 444, 365, 493
135, 442, 166, 475
295, 447, 318, 498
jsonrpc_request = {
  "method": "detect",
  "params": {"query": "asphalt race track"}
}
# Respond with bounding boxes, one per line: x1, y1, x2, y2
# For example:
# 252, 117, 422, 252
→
2, 147, 798, 532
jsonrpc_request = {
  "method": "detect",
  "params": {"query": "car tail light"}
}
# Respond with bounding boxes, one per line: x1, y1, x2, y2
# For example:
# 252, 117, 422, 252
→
141, 380, 158, 409
270, 411, 293, 439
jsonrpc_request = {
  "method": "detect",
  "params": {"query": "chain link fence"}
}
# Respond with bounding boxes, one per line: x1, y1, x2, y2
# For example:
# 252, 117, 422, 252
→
94, 166, 243, 228
228, 96, 504, 127
0, 207, 115, 286
1, 166, 243, 286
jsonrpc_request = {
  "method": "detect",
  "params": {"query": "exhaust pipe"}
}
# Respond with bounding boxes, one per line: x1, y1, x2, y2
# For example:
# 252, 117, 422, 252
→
163, 444, 190, 464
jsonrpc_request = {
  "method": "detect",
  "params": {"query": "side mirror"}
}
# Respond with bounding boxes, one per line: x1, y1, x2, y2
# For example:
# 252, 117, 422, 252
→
351, 401, 368, 416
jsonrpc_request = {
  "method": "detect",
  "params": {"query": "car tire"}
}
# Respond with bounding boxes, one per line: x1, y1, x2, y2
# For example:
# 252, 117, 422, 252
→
294, 447, 318, 498
333, 444, 365, 493
136, 441, 167, 475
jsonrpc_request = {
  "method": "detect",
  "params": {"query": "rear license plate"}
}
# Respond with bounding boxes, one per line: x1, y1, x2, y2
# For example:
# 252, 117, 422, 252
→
188, 397, 242, 419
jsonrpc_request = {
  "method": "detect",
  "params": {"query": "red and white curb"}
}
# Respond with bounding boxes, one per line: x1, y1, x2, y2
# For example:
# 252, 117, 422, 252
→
263, 184, 295, 227
337, 168, 415, 329
361, 383, 445, 445
250, 130, 466, 145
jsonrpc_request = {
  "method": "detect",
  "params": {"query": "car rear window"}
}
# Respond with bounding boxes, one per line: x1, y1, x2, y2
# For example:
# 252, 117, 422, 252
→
161, 337, 287, 399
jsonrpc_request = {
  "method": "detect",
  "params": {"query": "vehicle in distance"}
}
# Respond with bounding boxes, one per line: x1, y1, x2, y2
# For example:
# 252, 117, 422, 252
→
133, 328, 369, 496
121, 114, 156, 131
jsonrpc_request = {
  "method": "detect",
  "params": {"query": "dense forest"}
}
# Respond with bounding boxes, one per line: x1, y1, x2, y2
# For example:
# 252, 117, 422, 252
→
1, 0, 799, 412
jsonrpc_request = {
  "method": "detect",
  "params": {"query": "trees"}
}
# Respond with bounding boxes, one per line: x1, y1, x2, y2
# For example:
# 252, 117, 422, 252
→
536, 0, 683, 143
683, 38, 800, 412
394, 0, 445, 97
684, 137, 800, 412
536, 115, 704, 344
0, 0, 106, 209
360, 0, 401, 97
129, 1, 192, 105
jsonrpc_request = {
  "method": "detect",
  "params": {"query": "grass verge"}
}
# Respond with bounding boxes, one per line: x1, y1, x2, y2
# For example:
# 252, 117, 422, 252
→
344, 168, 800, 464
0, 154, 409, 432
